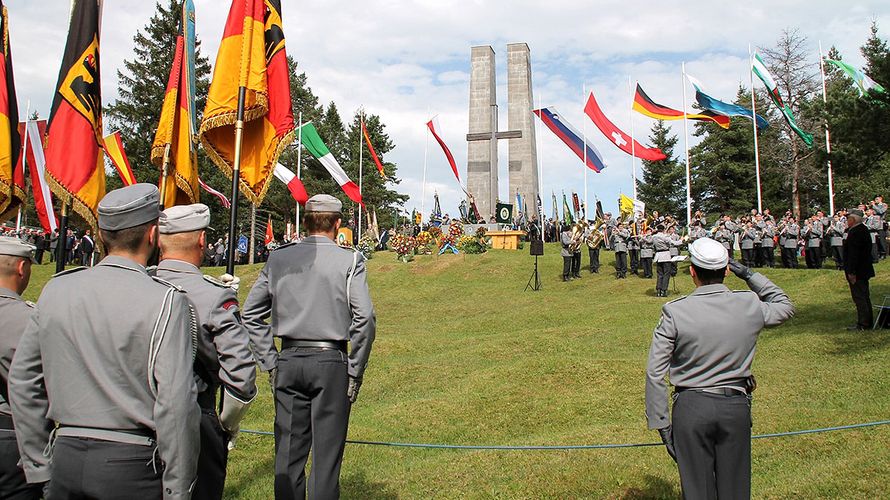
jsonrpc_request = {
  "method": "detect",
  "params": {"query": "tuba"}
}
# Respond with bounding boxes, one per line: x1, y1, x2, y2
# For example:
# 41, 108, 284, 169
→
567, 221, 587, 253
586, 217, 605, 249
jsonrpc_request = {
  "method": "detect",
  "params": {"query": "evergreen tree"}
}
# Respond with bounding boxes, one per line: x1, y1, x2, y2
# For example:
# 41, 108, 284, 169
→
637, 120, 685, 216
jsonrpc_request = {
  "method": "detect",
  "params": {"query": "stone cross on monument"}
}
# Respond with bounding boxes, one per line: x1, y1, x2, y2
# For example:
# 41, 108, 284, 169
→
466, 44, 538, 220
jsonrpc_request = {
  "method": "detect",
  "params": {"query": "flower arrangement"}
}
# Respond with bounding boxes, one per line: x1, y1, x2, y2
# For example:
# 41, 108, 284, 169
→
389, 233, 416, 262
415, 231, 434, 255
357, 234, 376, 260
457, 228, 489, 254
439, 220, 463, 255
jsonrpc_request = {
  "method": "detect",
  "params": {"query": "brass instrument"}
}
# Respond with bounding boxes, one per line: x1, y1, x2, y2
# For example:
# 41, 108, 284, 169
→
586, 218, 605, 249
567, 221, 587, 253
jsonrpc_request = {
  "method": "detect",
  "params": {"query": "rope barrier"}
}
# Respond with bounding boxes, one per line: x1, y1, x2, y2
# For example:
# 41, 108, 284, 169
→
240, 419, 890, 450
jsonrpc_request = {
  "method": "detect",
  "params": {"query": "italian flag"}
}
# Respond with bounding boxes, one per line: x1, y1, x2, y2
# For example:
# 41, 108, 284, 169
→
298, 122, 364, 206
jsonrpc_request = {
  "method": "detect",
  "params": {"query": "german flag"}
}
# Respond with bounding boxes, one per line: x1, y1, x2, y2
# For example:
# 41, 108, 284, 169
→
199, 0, 296, 204
103, 131, 137, 186
633, 84, 730, 129
44, 0, 105, 235
0, 1, 23, 221
152, 0, 199, 208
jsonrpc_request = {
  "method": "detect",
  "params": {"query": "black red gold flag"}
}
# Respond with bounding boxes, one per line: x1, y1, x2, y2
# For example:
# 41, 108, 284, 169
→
0, 1, 23, 220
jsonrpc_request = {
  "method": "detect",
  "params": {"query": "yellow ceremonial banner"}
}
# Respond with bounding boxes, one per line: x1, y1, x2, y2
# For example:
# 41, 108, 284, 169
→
619, 194, 634, 219
199, 0, 295, 204
151, 3, 198, 208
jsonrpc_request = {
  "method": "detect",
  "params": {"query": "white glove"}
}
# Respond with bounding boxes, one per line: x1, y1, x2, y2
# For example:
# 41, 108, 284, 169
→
219, 273, 241, 292
219, 390, 252, 447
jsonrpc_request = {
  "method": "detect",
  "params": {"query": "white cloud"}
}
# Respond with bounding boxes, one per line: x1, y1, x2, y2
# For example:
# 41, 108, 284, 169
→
6, 0, 890, 220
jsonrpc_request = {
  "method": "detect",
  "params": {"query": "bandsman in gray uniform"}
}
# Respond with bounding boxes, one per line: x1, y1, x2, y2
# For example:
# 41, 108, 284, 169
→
584, 223, 602, 274
803, 217, 823, 269
612, 223, 630, 279
640, 229, 654, 279
9, 184, 200, 499
739, 223, 757, 267
652, 226, 680, 297
779, 218, 799, 268
668, 225, 682, 277
760, 220, 776, 268
646, 238, 794, 499
628, 220, 641, 276
865, 208, 882, 263
829, 212, 846, 270
560, 224, 574, 282
243, 194, 376, 499
156, 204, 258, 500
0, 237, 41, 500
688, 221, 707, 242
871, 196, 887, 258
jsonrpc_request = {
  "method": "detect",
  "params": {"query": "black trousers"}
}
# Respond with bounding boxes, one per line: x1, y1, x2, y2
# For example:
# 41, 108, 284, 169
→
572, 252, 582, 277
656, 261, 671, 292
831, 246, 844, 269
275, 348, 351, 500
760, 247, 774, 267
673, 390, 751, 500
562, 256, 572, 278
805, 246, 821, 269
781, 247, 797, 268
641, 257, 653, 278
753, 244, 763, 267
741, 248, 755, 268
878, 229, 887, 257
588, 248, 600, 273
0, 425, 41, 500
614, 251, 627, 278
850, 278, 873, 329
629, 249, 640, 274
193, 409, 229, 500
48, 436, 162, 500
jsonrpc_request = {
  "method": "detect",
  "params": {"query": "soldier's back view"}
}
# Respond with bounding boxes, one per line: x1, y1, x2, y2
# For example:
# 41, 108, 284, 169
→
9, 184, 200, 499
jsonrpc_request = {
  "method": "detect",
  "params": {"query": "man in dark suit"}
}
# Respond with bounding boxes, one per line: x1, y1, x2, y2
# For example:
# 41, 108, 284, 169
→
843, 209, 875, 330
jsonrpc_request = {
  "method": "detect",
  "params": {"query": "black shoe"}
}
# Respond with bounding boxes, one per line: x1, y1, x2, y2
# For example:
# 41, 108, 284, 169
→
846, 325, 866, 331
562, 276, 569, 282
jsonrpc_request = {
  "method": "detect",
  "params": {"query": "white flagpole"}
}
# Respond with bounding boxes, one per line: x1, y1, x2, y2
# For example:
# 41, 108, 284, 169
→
818, 41, 835, 215
358, 108, 364, 242
582, 83, 588, 220
536, 93, 544, 241
295, 112, 302, 239
748, 45, 763, 214
681, 63, 692, 227
628, 76, 637, 200
421, 107, 429, 224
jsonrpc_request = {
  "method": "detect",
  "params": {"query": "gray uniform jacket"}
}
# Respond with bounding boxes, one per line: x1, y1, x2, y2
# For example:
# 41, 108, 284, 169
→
874, 203, 887, 219
715, 229, 733, 250
761, 225, 775, 248
560, 231, 573, 258
8, 256, 200, 496
612, 229, 629, 253
782, 224, 799, 249
645, 273, 795, 429
669, 234, 681, 256
640, 235, 654, 259
688, 227, 707, 242
804, 224, 822, 247
156, 260, 257, 403
653, 233, 679, 263
866, 215, 882, 242
243, 235, 376, 380
740, 229, 756, 249
0, 287, 33, 416
830, 221, 845, 246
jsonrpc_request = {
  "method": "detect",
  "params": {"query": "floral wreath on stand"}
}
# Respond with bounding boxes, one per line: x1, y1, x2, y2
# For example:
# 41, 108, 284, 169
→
439, 220, 463, 255
415, 231, 434, 255
389, 233, 416, 262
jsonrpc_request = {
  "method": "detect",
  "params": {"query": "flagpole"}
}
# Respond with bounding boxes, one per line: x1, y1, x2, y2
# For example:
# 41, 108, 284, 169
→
249, 203, 256, 264
358, 108, 364, 243
56, 203, 69, 272
421, 107, 429, 225
18, 100, 29, 234
535, 92, 544, 241
158, 144, 171, 209
295, 111, 302, 238
628, 76, 637, 200
749, 44, 763, 214
225, 85, 247, 275
681, 62, 692, 227
818, 40, 835, 215
582, 83, 588, 220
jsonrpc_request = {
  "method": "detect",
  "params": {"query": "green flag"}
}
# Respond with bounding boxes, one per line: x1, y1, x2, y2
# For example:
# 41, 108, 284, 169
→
562, 193, 574, 225
824, 58, 886, 96
752, 52, 814, 147
495, 203, 513, 224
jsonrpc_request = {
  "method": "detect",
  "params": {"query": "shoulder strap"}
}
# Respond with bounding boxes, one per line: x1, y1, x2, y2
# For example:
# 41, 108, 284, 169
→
346, 250, 359, 305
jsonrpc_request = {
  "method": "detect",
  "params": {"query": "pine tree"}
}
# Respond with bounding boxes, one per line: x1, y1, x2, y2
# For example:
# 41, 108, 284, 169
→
637, 120, 685, 217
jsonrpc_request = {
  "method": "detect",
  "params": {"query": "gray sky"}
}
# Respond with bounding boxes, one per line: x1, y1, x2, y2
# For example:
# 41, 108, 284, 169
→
6, 1, 890, 218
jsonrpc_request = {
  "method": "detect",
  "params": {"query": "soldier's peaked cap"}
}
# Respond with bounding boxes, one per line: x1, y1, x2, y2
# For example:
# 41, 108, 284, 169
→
305, 194, 342, 213
0, 236, 36, 263
98, 183, 161, 231
688, 237, 728, 270
159, 204, 210, 234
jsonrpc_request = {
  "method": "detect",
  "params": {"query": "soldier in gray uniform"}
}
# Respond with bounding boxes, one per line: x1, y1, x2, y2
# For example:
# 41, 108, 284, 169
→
156, 204, 258, 500
652, 226, 681, 297
612, 223, 630, 279
628, 220, 641, 276
640, 229, 654, 279
646, 238, 795, 499
760, 220, 776, 268
688, 221, 707, 242
803, 217, 823, 269
829, 213, 846, 270
739, 223, 757, 267
871, 196, 886, 258
560, 224, 574, 282
668, 226, 682, 277
780, 218, 799, 268
865, 208, 882, 263
0, 237, 41, 500
243, 194, 376, 500
9, 184, 200, 499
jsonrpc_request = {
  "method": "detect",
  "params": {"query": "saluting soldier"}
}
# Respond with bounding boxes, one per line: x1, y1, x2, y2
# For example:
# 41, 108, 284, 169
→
243, 194, 376, 499
646, 238, 795, 499
9, 184, 200, 499
612, 223, 630, 279
156, 204, 258, 500
0, 237, 41, 500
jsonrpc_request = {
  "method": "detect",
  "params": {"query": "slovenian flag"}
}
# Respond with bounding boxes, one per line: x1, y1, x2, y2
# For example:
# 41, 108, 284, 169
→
752, 52, 814, 147
686, 74, 769, 130
534, 107, 606, 172
298, 122, 363, 207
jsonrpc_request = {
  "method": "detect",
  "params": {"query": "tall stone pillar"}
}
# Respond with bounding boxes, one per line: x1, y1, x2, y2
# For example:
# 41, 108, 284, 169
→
507, 43, 538, 218
467, 46, 497, 219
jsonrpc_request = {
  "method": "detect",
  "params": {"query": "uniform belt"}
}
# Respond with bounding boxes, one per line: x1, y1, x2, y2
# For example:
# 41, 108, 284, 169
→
56, 426, 156, 447
281, 339, 347, 352
675, 386, 747, 397
0, 413, 13, 431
